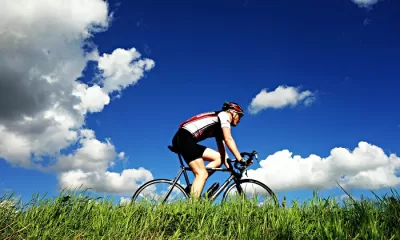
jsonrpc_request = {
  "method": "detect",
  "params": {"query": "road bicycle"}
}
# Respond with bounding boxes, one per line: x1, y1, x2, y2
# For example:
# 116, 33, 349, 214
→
131, 145, 278, 206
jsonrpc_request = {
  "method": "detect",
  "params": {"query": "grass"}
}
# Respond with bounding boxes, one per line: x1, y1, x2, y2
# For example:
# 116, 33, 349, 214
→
1, 188, 399, 240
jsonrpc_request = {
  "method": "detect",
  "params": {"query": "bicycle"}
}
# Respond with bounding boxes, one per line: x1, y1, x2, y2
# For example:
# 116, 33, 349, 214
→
131, 145, 278, 206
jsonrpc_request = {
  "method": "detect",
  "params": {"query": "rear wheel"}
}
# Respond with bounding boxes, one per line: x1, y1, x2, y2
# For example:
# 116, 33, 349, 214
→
131, 179, 189, 204
222, 179, 279, 207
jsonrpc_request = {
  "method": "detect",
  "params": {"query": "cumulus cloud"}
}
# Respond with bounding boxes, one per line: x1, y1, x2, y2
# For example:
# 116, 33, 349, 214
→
57, 167, 153, 195
350, 0, 381, 8
0, 0, 154, 194
98, 48, 155, 94
73, 84, 110, 114
248, 85, 315, 114
51, 129, 119, 173
246, 142, 400, 193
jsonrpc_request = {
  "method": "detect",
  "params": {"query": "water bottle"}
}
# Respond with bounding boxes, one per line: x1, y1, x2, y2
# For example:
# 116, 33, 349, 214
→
203, 182, 219, 198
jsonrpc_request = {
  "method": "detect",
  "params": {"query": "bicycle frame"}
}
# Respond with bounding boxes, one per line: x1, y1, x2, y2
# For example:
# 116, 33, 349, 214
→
162, 148, 246, 203
131, 146, 277, 206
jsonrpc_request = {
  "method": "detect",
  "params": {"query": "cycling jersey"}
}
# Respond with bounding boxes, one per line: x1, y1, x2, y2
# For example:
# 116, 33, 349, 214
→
179, 111, 231, 142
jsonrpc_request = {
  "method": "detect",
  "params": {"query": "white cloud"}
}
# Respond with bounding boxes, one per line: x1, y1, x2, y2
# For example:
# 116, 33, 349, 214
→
340, 194, 350, 202
350, 0, 381, 8
57, 167, 154, 195
0, 0, 155, 195
0, 0, 109, 163
246, 142, 400, 193
118, 152, 126, 160
98, 48, 155, 94
0, 126, 33, 167
248, 85, 315, 114
51, 129, 119, 173
363, 18, 372, 26
73, 84, 110, 114
119, 197, 131, 205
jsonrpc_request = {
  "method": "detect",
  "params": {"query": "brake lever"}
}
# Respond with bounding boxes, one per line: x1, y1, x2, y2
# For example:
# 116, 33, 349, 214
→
253, 151, 260, 163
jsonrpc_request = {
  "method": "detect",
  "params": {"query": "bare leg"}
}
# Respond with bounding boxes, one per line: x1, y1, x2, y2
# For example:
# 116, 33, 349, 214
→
187, 148, 223, 198
188, 158, 208, 198
202, 148, 222, 178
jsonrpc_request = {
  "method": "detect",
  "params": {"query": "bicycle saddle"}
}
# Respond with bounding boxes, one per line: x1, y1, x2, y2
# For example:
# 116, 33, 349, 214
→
167, 145, 179, 154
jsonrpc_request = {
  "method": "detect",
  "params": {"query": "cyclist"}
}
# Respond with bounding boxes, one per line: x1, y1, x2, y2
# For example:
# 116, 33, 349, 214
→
171, 101, 245, 198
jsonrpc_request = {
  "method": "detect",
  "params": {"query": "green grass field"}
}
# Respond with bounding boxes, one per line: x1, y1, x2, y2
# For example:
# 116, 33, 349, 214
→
1, 189, 399, 240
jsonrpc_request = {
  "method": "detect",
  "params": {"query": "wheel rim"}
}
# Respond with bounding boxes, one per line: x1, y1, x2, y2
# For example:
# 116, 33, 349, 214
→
224, 181, 277, 206
133, 181, 188, 204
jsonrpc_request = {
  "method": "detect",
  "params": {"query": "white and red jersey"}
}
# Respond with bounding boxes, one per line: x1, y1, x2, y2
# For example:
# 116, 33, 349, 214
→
179, 111, 231, 142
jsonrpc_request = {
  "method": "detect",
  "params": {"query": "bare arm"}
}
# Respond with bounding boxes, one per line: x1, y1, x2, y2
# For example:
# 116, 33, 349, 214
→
221, 127, 242, 161
216, 138, 230, 170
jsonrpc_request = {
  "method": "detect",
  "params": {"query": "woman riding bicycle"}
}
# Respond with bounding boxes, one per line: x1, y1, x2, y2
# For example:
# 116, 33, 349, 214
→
171, 101, 245, 198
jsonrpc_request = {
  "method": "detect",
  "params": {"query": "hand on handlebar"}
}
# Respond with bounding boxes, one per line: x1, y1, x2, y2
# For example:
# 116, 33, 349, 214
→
234, 157, 244, 165
235, 157, 249, 170
226, 150, 259, 172
227, 157, 248, 170
226, 157, 249, 178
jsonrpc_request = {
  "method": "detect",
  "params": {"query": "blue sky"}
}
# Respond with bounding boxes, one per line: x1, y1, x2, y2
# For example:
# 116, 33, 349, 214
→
0, 0, 399, 205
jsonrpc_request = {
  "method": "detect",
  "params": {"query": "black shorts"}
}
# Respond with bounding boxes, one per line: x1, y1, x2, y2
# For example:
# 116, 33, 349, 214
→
172, 128, 207, 164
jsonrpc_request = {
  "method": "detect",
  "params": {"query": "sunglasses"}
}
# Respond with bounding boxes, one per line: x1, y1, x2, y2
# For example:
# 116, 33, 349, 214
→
231, 111, 244, 120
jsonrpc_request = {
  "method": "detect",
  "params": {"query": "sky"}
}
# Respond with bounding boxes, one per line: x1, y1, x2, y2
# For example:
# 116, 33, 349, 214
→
0, 0, 399, 206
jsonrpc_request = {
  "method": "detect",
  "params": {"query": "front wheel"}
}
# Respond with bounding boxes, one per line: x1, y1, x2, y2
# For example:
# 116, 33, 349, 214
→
131, 179, 189, 204
222, 179, 279, 207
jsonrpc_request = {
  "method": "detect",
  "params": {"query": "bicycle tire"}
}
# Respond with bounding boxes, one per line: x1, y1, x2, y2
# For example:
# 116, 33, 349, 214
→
222, 178, 279, 206
131, 178, 189, 203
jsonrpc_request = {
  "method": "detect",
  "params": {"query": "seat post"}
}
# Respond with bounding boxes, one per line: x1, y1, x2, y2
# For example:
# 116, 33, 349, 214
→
177, 152, 191, 184
168, 145, 191, 185
177, 153, 184, 167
